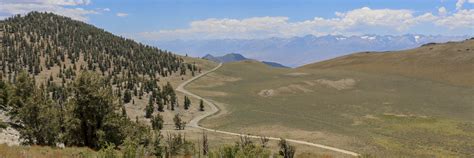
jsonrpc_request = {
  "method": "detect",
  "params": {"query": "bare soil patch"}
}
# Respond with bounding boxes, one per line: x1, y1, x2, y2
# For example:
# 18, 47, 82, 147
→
314, 78, 356, 90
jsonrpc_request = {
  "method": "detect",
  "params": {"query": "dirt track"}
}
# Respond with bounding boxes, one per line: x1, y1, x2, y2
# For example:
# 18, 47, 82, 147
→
176, 63, 360, 157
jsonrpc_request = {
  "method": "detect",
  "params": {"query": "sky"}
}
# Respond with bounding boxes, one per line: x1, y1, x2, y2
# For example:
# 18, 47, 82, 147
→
1, 0, 473, 41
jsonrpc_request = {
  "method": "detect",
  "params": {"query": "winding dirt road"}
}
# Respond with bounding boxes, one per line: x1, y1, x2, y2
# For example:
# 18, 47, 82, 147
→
176, 63, 360, 157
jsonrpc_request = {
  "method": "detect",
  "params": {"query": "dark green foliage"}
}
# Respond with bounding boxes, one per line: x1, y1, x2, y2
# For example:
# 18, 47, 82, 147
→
0, 120, 7, 129
8, 71, 35, 124
123, 121, 153, 148
199, 99, 204, 111
123, 89, 132, 104
8, 72, 61, 146
145, 96, 154, 118
153, 132, 164, 157
170, 94, 177, 111
162, 82, 177, 111
184, 96, 191, 110
63, 72, 127, 149
279, 138, 296, 158
157, 98, 164, 112
173, 114, 185, 130
151, 114, 164, 130
0, 80, 9, 110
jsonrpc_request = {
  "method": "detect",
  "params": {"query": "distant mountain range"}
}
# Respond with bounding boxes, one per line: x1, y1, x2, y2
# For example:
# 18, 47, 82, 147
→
152, 34, 471, 67
202, 53, 289, 68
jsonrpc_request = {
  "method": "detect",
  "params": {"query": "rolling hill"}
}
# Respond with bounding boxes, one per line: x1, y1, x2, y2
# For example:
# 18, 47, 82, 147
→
301, 38, 474, 86
187, 39, 474, 157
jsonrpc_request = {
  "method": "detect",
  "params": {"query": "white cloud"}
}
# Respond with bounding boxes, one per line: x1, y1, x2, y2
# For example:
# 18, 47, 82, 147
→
44, 0, 91, 6
116, 12, 128, 17
103, 8, 110, 11
141, 7, 472, 40
0, 0, 97, 21
456, 0, 474, 9
456, 0, 466, 10
438, 6, 447, 16
435, 9, 474, 29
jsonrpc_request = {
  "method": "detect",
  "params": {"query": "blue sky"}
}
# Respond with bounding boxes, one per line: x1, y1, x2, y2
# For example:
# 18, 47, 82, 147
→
1, 0, 473, 40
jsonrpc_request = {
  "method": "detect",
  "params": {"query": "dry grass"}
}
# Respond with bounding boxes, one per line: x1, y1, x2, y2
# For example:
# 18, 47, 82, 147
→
187, 40, 474, 157
0, 144, 98, 158
301, 39, 474, 87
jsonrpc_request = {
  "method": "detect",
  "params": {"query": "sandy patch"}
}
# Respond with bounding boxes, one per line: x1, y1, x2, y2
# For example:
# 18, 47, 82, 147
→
314, 78, 356, 90
0, 127, 20, 146
383, 113, 429, 118
258, 89, 275, 97
0, 111, 20, 146
258, 84, 313, 97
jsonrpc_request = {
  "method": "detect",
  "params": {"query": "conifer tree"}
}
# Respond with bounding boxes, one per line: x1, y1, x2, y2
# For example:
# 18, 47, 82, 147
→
145, 96, 154, 118
151, 114, 164, 130
123, 89, 132, 103
184, 96, 191, 110
199, 99, 204, 111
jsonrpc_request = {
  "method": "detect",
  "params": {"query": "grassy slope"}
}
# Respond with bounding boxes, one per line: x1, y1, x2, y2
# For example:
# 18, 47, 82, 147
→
301, 39, 474, 87
187, 41, 474, 157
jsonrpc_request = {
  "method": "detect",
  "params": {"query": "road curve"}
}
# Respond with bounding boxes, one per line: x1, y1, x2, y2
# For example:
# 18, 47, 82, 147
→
176, 63, 360, 157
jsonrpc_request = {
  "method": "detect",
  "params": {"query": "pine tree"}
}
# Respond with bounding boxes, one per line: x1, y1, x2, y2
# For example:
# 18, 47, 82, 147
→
184, 96, 190, 110
173, 114, 185, 130
157, 98, 164, 112
145, 96, 154, 118
199, 99, 205, 111
63, 72, 126, 149
279, 139, 296, 158
170, 94, 176, 111
123, 89, 132, 103
153, 131, 164, 157
151, 114, 164, 130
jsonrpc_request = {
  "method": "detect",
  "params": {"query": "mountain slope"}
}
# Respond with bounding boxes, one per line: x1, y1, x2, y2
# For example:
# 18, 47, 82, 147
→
153, 34, 470, 67
301, 39, 474, 86
0, 12, 190, 81
203, 53, 289, 68
0, 12, 219, 147
261, 61, 289, 68
203, 53, 247, 63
